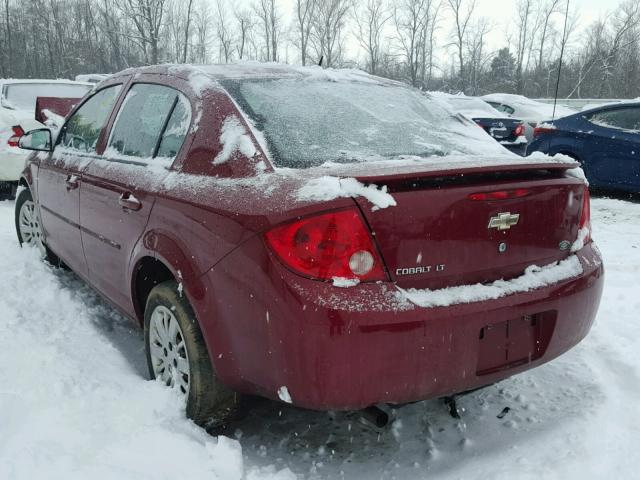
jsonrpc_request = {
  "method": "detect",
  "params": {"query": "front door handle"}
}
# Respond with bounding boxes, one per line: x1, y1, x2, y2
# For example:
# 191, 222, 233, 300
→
118, 192, 142, 211
65, 174, 79, 190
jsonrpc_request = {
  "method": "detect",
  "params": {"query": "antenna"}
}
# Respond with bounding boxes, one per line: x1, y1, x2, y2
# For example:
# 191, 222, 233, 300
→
552, 0, 570, 121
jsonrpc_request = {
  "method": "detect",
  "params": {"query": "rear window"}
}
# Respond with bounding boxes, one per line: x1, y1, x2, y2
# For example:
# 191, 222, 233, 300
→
586, 107, 640, 131
223, 78, 503, 169
3, 83, 91, 111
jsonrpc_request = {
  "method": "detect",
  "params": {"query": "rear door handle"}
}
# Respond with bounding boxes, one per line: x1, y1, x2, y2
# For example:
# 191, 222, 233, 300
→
118, 192, 142, 211
65, 174, 79, 190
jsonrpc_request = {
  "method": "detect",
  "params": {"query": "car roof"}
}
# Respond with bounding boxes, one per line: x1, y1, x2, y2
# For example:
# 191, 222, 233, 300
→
112, 62, 405, 88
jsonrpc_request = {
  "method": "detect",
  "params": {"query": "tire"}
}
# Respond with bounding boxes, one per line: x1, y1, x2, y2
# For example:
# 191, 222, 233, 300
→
144, 280, 237, 427
15, 187, 62, 266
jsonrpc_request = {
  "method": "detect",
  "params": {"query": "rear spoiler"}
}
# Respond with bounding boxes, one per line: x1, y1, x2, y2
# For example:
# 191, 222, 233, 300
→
343, 158, 580, 184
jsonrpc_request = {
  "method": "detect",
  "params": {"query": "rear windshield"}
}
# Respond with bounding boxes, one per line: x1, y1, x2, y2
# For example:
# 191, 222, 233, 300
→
223, 78, 499, 169
3, 83, 91, 111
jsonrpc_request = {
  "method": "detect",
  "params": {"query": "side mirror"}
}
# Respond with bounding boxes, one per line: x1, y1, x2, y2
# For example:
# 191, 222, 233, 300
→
19, 128, 53, 152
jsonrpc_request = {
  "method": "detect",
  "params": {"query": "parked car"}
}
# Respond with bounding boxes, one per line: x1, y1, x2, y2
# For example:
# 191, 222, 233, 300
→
434, 93, 528, 154
15, 64, 604, 427
482, 93, 575, 141
0, 79, 92, 198
527, 102, 640, 193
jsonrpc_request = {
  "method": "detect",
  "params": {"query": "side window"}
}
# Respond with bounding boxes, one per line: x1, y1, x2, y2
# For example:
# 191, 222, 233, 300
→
587, 108, 640, 131
156, 94, 191, 159
107, 84, 189, 162
58, 85, 122, 153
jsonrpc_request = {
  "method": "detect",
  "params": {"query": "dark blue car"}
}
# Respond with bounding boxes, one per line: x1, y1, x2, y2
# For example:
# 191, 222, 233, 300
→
527, 102, 640, 192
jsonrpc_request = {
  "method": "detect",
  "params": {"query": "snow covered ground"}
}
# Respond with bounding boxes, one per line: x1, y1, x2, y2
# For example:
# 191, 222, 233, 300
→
0, 196, 638, 479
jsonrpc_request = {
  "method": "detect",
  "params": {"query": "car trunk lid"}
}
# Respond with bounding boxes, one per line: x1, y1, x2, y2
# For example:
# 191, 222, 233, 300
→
346, 160, 584, 290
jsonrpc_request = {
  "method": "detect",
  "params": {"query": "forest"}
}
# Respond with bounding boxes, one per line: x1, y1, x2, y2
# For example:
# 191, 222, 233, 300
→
1, 0, 639, 98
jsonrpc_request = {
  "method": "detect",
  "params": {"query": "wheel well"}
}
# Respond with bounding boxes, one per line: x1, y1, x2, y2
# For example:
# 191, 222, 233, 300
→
133, 257, 175, 324
18, 177, 28, 188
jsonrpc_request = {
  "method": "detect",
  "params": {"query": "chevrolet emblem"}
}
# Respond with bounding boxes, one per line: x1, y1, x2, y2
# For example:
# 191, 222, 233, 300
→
488, 212, 520, 231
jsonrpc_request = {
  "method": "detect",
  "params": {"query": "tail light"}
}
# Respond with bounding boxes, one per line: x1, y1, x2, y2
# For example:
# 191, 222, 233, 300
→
533, 125, 555, 138
7, 125, 25, 147
514, 123, 525, 137
265, 208, 387, 282
578, 186, 591, 245
468, 188, 531, 201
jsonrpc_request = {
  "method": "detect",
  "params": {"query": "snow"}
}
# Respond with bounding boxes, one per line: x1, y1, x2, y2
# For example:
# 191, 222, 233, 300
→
213, 115, 257, 165
481, 93, 575, 121
297, 176, 396, 211
332, 277, 361, 288
277, 386, 293, 404
1, 196, 639, 479
571, 227, 591, 253
396, 255, 583, 308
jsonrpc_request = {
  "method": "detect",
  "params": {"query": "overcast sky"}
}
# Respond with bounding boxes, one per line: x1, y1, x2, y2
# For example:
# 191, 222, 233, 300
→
233, 0, 624, 66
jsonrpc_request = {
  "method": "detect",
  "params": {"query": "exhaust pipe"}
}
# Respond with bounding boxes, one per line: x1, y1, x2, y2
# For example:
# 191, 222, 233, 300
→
360, 405, 390, 428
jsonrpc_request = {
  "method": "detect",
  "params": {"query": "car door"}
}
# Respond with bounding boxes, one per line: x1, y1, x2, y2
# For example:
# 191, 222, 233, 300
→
37, 84, 123, 278
80, 83, 192, 314
583, 106, 640, 188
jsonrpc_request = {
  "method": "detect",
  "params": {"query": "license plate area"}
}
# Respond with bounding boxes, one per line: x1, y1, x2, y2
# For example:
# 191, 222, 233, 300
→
476, 312, 556, 376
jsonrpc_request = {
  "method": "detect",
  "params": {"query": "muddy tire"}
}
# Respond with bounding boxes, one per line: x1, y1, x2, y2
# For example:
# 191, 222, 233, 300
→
144, 280, 237, 427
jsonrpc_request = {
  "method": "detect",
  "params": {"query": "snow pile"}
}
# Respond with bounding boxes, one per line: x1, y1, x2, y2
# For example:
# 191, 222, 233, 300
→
1, 199, 639, 479
214, 115, 257, 165
0, 203, 292, 480
297, 176, 396, 211
397, 255, 583, 308
277, 386, 292, 404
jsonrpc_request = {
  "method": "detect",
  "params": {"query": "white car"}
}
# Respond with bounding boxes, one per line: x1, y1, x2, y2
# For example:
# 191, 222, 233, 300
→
0, 79, 92, 197
481, 93, 575, 141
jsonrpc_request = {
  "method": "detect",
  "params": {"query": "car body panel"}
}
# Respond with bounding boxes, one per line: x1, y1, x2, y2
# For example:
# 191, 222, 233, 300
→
18, 64, 603, 411
527, 103, 640, 192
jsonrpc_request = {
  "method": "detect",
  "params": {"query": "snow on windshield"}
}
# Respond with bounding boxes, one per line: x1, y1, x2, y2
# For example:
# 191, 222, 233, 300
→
224, 78, 506, 169
3, 83, 91, 111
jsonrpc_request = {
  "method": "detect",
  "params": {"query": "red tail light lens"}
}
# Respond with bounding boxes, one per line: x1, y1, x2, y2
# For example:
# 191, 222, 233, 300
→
265, 209, 387, 282
468, 189, 532, 201
578, 186, 591, 244
514, 123, 525, 137
7, 125, 25, 147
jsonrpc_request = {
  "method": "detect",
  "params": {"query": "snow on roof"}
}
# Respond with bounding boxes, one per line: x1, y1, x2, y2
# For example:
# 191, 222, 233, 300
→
429, 92, 512, 120
481, 93, 574, 120
119, 61, 404, 88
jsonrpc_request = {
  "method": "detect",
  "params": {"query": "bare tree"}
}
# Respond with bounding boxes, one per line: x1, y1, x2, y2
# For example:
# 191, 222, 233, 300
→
394, 0, 435, 87
117, 0, 169, 64
234, 8, 254, 60
353, 0, 391, 75
447, 0, 476, 92
253, 0, 280, 61
216, 0, 233, 63
295, 0, 317, 66
311, 0, 351, 67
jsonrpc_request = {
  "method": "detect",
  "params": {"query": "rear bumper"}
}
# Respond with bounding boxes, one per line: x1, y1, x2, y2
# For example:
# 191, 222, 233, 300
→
199, 241, 603, 411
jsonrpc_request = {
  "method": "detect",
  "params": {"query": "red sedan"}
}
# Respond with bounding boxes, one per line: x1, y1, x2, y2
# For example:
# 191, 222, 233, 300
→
14, 64, 603, 426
